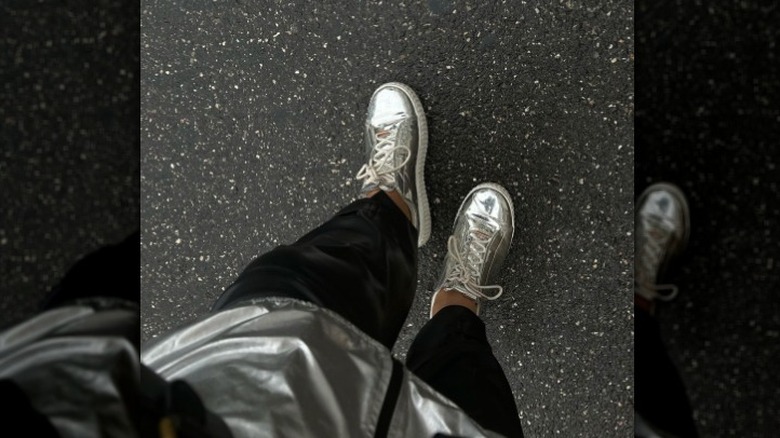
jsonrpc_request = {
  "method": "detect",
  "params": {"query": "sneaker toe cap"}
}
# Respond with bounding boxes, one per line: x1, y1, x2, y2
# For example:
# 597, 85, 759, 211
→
368, 85, 416, 125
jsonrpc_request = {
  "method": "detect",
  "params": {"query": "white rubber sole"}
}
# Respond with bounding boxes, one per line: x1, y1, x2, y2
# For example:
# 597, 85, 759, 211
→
377, 82, 431, 247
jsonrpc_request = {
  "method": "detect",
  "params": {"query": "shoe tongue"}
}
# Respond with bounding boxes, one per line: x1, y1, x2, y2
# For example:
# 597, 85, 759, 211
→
376, 129, 392, 139
470, 224, 493, 242
472, 230, 490, 240
463, 228, 492, 270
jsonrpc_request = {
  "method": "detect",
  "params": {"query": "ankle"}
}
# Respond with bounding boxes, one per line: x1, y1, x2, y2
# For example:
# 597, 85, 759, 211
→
634, 294, 656, 315
431, 289, 478, 317
367, 189, 412, 223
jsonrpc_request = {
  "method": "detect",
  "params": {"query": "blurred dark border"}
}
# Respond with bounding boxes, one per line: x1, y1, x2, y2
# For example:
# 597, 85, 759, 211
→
0, 1, 140, 326
636, 0, 779, 436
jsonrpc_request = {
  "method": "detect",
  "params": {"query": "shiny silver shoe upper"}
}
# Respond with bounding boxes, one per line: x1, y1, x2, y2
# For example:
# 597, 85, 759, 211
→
356, 84, 421, 228
435, 184, 515, 310
635, 183, 689, 302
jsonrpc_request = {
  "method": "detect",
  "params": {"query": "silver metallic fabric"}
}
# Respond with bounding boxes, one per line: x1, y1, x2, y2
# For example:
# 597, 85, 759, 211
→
0, 306, 139, 438
142, 298, 503, 437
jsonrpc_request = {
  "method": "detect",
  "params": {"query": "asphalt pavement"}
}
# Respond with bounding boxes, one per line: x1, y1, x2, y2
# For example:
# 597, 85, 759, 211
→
3, 1, 776, 436
636, 0, 779, 436
0, 1, 139, 327
141, 1, 634, 436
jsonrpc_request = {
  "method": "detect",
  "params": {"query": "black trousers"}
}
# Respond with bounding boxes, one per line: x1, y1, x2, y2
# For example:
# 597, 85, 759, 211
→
213, 192, 524, 437
39, 230, 140, 349
635, 306, 698, 437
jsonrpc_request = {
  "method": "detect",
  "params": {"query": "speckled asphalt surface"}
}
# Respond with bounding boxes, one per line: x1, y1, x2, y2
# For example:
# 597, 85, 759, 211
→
0, 2, 139, 326
141, 2, 634, 436
636, 1, 779, 436
2, 0, 776, 436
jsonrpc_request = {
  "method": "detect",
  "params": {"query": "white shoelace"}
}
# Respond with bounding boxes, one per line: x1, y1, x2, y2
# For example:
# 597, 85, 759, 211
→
635, 217, 679, 302
355, 123, 410, 190
443, 234, 504, 301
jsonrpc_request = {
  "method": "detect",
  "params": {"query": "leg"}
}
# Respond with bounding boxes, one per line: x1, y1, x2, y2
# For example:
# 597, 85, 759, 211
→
40, 230, 140, 310
407, 183, 523, 436
634, 183, 697, 437
37, 230, 140, 347
212, 82, 430, 350
211, 191, 417, 349
407, 305, 524, 437
2, 231, 141, 434
635, 305, 698, 437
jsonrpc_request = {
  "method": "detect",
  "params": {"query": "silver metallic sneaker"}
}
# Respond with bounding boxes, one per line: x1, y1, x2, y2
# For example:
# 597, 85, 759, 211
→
635, 182, 690, 302
431, 183, 515, 316
356, 82, 431, 247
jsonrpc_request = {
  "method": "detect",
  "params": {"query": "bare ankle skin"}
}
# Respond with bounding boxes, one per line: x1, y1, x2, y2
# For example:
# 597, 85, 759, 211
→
431, 289, 478, 317
367, 189, 412, 223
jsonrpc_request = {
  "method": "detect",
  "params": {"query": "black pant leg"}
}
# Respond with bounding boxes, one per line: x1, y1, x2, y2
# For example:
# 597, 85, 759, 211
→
33, 230, 140, 347
635, 306, 698, 438
211, 191, 418, 350
406, 305, 524, 438
40, 230, 140, 310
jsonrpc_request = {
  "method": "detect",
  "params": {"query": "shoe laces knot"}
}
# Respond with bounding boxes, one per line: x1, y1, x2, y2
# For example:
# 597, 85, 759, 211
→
355, 121, 411, 191
444, 233, 503, 301
635, 215, 679, 302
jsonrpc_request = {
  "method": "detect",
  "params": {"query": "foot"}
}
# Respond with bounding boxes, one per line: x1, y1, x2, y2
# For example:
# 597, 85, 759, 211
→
635, 182, 690, 308
431, 183, 515, 317
356, 82, 431, 247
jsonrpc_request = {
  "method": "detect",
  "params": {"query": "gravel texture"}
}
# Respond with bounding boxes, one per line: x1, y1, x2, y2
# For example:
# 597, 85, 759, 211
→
636, 0, 780, 436
141, 1, 634, 436
0, 1, 139, 327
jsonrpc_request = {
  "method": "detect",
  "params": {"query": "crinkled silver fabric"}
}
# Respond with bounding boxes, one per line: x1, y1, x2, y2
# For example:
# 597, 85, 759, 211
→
0, 306, 139, 438
142, 298, 502, 437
